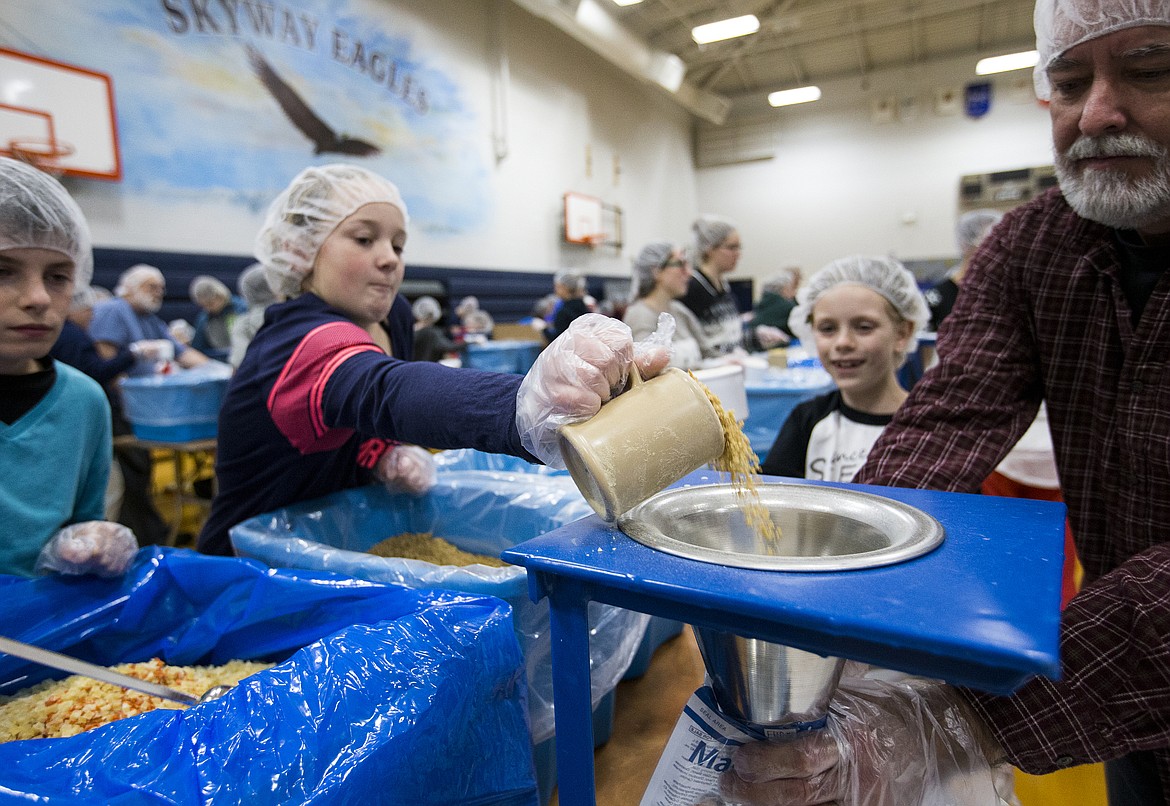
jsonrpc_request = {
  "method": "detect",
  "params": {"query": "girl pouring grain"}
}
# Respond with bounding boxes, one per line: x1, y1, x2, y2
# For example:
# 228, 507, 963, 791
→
198, 163, 669, 556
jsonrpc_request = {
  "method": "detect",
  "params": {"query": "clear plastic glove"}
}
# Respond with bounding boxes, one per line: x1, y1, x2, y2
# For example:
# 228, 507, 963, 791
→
374, 444, 437, 496
35, 521, 137, 578
721, 674, 1007, 806
129, 339, 174, 363
168, 319, 195, 345
639, 311, 678, 364
754, 325, 790, 349
515, 312, 670, 468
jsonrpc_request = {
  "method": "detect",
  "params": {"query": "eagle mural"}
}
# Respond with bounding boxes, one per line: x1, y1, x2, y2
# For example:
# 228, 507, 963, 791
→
246, 45, 381, 157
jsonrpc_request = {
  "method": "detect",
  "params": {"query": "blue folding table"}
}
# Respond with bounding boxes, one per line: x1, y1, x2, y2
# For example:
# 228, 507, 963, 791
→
502, 470, 1066, 806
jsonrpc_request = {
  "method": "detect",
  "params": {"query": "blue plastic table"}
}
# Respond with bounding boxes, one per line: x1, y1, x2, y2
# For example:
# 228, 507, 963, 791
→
502, 470, 1066, 806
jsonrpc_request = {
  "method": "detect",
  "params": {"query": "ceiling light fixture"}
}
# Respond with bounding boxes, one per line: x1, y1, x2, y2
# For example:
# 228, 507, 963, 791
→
975, 50, 1040, 75
768, 85, 821, 107
612, 0, 644, 6
692, 15, 760, 45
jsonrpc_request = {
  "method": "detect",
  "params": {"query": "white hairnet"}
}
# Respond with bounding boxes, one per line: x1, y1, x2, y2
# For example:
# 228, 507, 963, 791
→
955, 209, 1004, 255
788, 255, 930, 363
115, 264, 164, 297
554, 268, 586, 295
0, 156, 92, 287
692, 214, 738, 262
412, 295, 442, 323
1034, 0, 1170, 98
255, 163, 408, 299
463, 309, 494, 333
455, 296, 479, 318
237, 262, 277, 307
189, 274, 231, 304
631, 240, 676, 298
763, 267, 801, 294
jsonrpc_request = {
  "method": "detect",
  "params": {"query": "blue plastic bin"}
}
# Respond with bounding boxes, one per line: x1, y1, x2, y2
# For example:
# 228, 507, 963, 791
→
230, 475, 646, 805
428, 453, 626, 801
0, 548, 538, 805
782, 342, 824, 369
465, 340, 544, 374
742, 366, 836, 460
118, 364, 231, 442
229, 474, 648, 748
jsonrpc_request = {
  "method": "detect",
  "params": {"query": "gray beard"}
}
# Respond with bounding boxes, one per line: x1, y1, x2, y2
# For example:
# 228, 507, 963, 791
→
1055, 135, 1170, 231
132, 294, 162, 314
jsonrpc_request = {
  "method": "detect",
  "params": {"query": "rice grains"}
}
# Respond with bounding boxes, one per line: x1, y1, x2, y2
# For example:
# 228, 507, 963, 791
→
695, 376, 784, 549
0, 657, 271, 742
368, 532, 509, 567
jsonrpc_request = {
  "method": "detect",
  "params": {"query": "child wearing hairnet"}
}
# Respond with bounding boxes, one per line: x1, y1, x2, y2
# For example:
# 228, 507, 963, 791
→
197, 163, 669, 556
760, 256, 929, 482
0, 156, 137, 578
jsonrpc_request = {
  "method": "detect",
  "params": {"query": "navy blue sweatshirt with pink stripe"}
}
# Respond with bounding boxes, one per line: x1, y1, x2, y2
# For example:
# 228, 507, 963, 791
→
198, 293, 533, 556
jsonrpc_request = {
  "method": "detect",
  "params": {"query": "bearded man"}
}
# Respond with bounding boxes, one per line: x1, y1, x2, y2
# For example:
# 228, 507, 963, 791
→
88, 264, 208, 547
90, 264, 207, 372
720, 1, 1170, 804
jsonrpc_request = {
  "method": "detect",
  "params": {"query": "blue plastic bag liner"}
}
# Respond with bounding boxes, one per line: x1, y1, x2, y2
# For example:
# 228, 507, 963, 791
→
0, 548, 537, 806
230, 474, 649, 744
433, 448, 569, 477
430, 455, 676, 687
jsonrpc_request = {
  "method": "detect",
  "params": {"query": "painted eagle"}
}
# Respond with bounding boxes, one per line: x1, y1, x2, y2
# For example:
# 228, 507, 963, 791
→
246, 45, 381, 157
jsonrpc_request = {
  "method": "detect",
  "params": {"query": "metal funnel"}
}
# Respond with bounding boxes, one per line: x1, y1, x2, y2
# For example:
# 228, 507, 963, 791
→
692, 629, 845, 727
619, 482, 944, 726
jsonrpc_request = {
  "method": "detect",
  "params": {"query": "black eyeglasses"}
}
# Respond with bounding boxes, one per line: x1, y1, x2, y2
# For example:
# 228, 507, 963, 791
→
662, 259, 687, 269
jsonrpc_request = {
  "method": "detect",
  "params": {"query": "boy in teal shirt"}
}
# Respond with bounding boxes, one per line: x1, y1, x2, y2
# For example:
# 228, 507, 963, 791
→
0, 157, 135, 577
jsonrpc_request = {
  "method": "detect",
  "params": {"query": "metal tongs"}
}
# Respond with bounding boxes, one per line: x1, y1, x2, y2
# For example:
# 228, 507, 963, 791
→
0, 635, 232, 707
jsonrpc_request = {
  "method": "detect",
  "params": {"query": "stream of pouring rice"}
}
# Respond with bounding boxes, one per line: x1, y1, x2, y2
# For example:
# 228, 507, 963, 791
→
695, 376, 783, 551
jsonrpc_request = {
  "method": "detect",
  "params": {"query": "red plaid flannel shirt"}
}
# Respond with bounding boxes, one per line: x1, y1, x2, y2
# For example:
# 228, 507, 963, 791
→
854, 188, 1170, 795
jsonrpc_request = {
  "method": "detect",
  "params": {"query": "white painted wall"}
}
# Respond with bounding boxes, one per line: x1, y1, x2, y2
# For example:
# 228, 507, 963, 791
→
33, 0, 698, 277
696, 55, 1055, 284
479, 3, 699, 276
9, 0, 1064, 293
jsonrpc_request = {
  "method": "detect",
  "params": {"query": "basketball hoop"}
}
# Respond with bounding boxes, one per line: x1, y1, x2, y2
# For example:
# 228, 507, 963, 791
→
584, 233, 607, 249
7, 137, 74, 176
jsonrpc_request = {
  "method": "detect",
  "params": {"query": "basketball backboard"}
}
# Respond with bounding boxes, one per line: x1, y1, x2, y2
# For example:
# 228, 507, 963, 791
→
0, 47, 121, 180
563, 191, 623, 248
564, 191, 602, 245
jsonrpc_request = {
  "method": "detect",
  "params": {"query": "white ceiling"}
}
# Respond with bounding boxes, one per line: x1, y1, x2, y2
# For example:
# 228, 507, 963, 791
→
608, 0, 1037, 99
